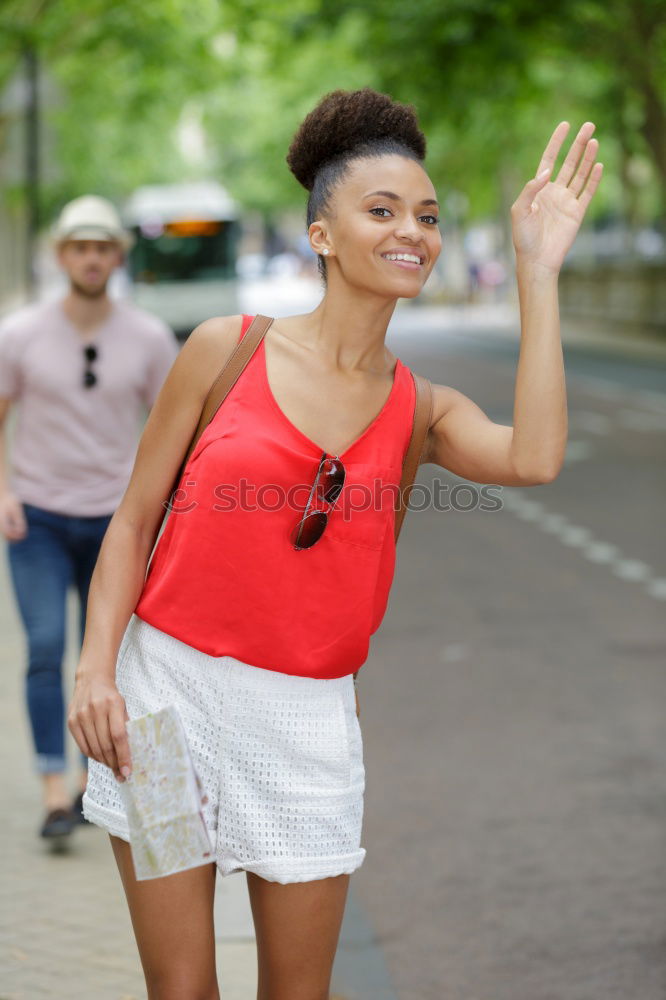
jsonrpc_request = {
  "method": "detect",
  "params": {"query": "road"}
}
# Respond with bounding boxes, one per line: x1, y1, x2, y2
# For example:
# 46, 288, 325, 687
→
350, 310, 666, 999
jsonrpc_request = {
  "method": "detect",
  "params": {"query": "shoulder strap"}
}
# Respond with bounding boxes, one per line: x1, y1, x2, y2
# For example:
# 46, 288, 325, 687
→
394, 372, 433, 543
173, 314, 274, 490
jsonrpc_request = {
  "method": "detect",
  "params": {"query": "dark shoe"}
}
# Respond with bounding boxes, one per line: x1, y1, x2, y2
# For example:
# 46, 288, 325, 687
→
40, 807, 76, 840
72, 791, 91, 825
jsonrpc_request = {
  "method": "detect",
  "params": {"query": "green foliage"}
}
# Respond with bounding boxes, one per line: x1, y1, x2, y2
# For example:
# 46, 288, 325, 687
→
0, 0, 663, 225
0, 0, 221, 213
202, 10, 380, 214
217, 0, 665, 222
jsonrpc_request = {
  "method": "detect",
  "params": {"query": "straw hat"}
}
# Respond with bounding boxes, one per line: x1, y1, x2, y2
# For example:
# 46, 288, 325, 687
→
52, 195, 134, 251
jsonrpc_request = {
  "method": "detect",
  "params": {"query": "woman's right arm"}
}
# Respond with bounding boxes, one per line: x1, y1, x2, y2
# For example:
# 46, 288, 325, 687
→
67, 315, 243, 783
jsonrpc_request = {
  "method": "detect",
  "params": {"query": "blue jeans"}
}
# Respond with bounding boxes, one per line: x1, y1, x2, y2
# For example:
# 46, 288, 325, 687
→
7, 503, 113, 775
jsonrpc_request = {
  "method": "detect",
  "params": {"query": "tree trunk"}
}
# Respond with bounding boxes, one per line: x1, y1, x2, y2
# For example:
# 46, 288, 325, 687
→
24, 41, 39, 297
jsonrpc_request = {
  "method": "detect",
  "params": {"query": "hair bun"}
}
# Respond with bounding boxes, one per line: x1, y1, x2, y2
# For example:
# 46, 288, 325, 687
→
287, 87, 426, 191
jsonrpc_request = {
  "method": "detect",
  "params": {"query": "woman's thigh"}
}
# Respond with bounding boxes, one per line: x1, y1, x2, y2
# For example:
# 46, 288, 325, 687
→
110, 836, 219, 999
247, 870, 350, 1000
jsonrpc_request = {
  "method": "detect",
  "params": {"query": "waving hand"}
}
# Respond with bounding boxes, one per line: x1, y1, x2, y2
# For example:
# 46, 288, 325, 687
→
511, 121, 603, 275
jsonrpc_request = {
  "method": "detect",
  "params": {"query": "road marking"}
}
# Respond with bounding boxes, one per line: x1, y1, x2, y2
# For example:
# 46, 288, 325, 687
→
617, 408, 666, 432
636, 389, 666, 413
559, 525, 593, 547
569, 375, 666, 414
439, 642, 469, 663
584, 542, 621, 564
569, 405, 666, 437
646, 579, 666, 599
570, 375, 626, 400
508, 496, 543, 521
563, 440, 594, 463
500, 489, 665, 601
571, 411, 612, 435
612, 559, 652, 582
541, 512, 568, 532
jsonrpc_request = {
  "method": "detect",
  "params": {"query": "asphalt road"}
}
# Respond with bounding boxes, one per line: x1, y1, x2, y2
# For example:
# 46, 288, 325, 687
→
350, 316, 666, 1000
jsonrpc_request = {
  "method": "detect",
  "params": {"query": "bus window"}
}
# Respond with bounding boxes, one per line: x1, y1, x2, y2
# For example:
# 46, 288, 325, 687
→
128, 219, 239, 283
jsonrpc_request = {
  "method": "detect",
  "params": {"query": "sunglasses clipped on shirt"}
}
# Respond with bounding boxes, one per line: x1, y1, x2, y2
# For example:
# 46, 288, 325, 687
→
291, 451, 346, 550
82, 344, 98, 388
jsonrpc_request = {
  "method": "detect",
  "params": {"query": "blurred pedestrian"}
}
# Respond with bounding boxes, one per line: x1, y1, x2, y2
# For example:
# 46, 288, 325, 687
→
479, 257, 508, 302
0, 195, 178, 845
69, 89, 602, 998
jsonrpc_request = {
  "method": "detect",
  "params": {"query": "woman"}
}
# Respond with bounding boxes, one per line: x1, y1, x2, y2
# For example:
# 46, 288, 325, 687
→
69, 88, 602, 999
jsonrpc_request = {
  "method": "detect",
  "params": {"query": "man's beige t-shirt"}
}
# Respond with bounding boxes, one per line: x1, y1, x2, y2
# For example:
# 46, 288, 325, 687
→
0, 299, 179, 516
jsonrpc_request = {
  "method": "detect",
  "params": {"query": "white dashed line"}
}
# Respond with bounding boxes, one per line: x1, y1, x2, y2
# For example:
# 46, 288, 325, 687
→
541, 513, 568, 533
559, 525, 592, 547
583, 542, 620, 564
571, 411, 612, 435
617, 408, 666, 432
439, 643, 469, 664
572, 376, 626, 400
501, 489, 665, 601
563, 440, 594, 463
636, 389, 666, 413
570, 377, 666, 416
646, 579, 666, 600
612, 559, 652, 582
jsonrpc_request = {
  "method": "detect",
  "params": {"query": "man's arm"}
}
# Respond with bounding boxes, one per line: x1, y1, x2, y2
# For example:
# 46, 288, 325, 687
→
0, 397, 27, 540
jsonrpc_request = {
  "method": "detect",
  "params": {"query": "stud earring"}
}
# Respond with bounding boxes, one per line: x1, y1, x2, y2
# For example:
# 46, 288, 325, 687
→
321, 248, 329, 256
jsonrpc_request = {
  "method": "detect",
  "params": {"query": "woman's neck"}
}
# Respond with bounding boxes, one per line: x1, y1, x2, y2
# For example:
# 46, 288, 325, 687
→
297, 283, 399, 375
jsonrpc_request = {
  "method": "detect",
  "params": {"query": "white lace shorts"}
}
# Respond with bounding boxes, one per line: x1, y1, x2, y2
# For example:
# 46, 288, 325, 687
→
83, 614, 366, 884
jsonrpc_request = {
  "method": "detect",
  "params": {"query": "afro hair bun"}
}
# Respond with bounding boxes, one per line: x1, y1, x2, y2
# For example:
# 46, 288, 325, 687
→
286, 87, 426, 191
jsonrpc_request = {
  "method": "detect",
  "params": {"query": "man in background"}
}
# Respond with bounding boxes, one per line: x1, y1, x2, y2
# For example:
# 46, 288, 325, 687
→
0, 195, 179, 845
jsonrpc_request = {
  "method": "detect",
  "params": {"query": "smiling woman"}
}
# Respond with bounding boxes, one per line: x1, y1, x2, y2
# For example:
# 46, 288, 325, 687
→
69, 85, 602, 1000
287, 87, 440, 286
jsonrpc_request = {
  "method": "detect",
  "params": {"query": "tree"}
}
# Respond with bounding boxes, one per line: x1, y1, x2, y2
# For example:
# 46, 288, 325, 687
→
1, 0, 663, 237
219, 0, 666, 224
0, 0, 222, 213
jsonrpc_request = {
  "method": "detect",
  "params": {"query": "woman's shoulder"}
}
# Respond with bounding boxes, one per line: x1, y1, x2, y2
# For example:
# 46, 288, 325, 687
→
186, 313, 245, 352
159, 314, 246, 409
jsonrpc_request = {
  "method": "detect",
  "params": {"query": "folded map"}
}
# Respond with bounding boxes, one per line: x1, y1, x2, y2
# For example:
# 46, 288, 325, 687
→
119, 705, 213, 880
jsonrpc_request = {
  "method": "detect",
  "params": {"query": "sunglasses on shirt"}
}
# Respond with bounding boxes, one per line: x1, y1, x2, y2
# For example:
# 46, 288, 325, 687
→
82, 344, 98, 388
291, 452, 346, 550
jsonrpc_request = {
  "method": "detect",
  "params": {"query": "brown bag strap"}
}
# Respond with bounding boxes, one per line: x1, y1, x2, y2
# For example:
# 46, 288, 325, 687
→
394, 371, 433, 543
173, 314, 274, 491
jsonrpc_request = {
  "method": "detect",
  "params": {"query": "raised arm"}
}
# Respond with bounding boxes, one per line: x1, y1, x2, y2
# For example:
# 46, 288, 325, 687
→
423, 121, 603, 487
67, 314, 243, 781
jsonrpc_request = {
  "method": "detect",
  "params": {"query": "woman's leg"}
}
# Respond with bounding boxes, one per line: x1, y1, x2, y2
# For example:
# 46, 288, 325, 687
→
247, 870, 351, 1000
111, 836, 220, 1000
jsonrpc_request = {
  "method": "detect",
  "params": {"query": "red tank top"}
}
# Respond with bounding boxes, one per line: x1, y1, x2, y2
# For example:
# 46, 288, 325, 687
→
135, 314, 415, 678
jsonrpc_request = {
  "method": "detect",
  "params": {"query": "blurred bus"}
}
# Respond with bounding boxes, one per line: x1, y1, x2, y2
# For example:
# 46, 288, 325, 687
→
123, 181, 240, 339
